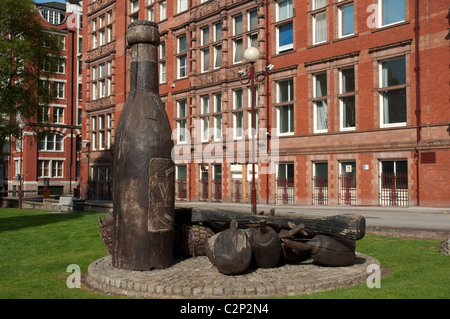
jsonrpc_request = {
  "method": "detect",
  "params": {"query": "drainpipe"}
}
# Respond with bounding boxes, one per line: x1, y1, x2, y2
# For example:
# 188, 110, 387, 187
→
414, 0, 421, 206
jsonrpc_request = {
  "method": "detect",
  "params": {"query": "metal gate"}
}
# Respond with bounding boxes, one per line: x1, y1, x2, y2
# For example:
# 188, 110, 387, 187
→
312, 176, 328, 205
175, 180, 187, 200
231, 179, 243, 202
212, 179, 222, 202
380, 172, 408, 206
338, 174, 357, 205
276, 177, 294, 205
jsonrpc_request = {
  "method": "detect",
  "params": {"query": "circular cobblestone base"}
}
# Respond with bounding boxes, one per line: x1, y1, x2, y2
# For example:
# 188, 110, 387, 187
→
85, 253, 379, 298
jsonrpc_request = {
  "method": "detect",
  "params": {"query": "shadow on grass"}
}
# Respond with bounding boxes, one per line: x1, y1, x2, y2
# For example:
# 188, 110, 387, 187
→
0, 212, 85, 233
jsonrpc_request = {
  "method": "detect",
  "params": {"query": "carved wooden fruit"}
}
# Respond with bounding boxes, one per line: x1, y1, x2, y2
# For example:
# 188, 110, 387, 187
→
179, 224, 214, 256
283, 234, 356, 266
309, 234, 356, 266
206, 219, 252, 275
249, 220, 281, 268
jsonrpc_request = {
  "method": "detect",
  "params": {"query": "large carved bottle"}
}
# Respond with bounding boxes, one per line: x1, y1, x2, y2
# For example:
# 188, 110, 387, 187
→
112, 21, 175, 270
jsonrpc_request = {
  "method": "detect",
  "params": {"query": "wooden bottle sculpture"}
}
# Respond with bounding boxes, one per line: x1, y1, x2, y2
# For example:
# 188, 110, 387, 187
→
112, 21, 175, 270
249, 220, 281, 268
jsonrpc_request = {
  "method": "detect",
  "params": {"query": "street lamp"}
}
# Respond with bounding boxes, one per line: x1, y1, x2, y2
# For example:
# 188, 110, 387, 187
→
18, 121, 25, 209
238, 47, 272, 214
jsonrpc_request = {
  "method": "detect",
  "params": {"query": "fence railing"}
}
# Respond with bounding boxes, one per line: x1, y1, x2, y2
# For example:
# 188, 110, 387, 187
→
312, 176, 328, 205
379, 172, 408, 206
338, 174, 357, 205
276, 177, 294, 205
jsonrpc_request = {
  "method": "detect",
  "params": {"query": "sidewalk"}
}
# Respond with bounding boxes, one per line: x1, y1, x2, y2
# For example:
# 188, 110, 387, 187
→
175, 201, 450, 240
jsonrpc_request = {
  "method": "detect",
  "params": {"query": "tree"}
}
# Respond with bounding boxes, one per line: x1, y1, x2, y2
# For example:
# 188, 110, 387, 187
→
0, 0, 63, 142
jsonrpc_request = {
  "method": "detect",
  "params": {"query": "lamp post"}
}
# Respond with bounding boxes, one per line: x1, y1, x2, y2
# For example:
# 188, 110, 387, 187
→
238, 47, 273, 214
18, 121, 25, 209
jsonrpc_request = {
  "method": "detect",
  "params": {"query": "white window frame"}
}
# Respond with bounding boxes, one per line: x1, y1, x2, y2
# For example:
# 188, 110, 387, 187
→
378, 0, 405, 28
178, 0, 188, 13
338, 2, 354, 38
313, 72, 328, 133
276, 79, 294, 136
339, 67, 356, 131
379, 56, 407, 128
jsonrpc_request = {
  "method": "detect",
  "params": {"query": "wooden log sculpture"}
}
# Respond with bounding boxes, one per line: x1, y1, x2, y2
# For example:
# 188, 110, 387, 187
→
282, 234, 356, 266
175, 207, 365, 240
179, 224, 214, 257
206, 219, 252, 275
249, 220, 281, 268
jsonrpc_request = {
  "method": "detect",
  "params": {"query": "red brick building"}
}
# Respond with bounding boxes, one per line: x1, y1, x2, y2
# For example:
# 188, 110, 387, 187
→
1, 1, 83, 198
80, 0, 450, 207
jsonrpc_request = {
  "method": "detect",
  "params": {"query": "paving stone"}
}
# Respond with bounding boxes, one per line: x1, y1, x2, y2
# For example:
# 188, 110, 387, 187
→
85, 254, 380, 298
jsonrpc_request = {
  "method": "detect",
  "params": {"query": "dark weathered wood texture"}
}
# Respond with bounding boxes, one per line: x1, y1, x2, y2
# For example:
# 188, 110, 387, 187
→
175, 208, 365, 240
112, 21, 174, 271
249, 220, 282, 268
206, 219, 252, 275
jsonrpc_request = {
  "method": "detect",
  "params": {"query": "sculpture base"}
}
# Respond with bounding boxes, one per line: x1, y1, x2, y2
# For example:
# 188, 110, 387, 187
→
84, 253, 381, 298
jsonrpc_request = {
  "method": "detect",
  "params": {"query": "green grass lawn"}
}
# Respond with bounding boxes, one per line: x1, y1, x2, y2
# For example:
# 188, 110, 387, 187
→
0, 208, 449, 299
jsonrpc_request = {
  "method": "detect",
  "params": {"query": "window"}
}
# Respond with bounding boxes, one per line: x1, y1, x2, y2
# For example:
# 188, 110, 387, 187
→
277, 23, 293, 53
178, 0, 188, 13
313, 72, 327, 133
248, 9, 258, 31
214, 22, 222, 41
338, 2, 354, 37
277, 79, 294, 135
177, 35, 188, 78
53, 107, 64, 124
380, 56, 406, 126
159, 42, 166, 83
201, 96, 210, 142
91, 61, 112, 100
147, 6, 154, 21
276, 0, 293, 53
38, 133, 63, 151
91, 13, 113, 50
233, 38, 243, 64
339, 67, 356, 130
234, 15, 243, 35
201, 48, 209, 73
160, 1, 167, 20
131, 0, 139, 13
201, 27, 209, 46
176, 100, 188, 143
213, 93, 222, 141
53, 82, 65, 99
178, 55, 187, 78
90, 114, 112, 150
379, 0, 405, 27
233, 89, 244, 138
160, 62, 166, 83
38, 160, 64, 178
312, 0, 327, 44
214, 44, 222, 69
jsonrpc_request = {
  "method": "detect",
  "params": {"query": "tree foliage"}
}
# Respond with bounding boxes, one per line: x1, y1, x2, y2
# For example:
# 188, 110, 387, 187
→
0, 0, 63, 142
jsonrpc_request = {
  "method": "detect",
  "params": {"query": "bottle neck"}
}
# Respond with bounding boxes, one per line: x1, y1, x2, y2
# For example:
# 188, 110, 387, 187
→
130, 43, 159, 93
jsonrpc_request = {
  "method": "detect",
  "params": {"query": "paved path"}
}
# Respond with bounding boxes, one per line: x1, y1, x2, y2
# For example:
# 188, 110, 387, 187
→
85, 253, 380, 299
